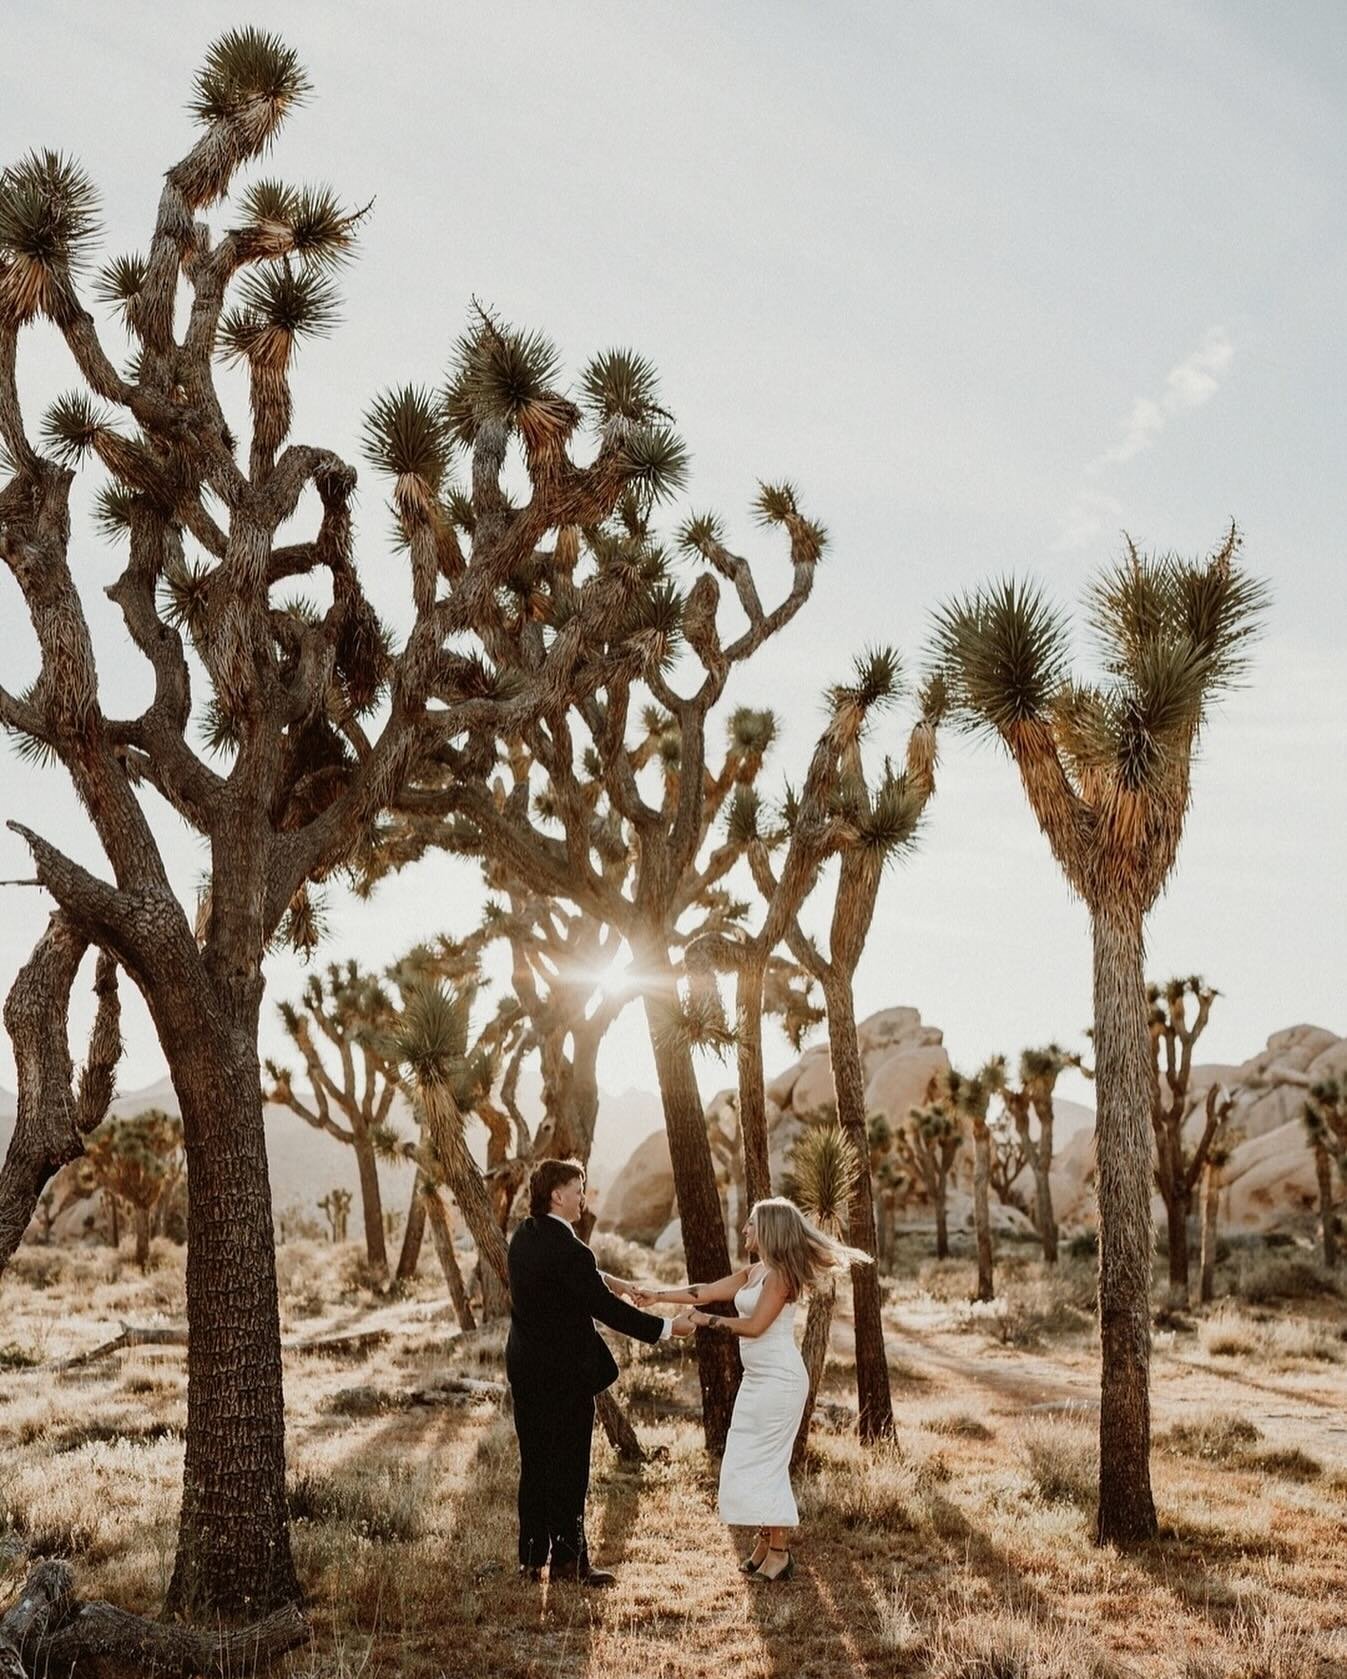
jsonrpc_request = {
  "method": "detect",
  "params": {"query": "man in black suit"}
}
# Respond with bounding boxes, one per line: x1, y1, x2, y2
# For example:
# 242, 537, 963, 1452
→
507, 1157, 693, 1585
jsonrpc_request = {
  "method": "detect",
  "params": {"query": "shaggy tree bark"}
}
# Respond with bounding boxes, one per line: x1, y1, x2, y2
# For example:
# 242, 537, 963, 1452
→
1148, 979, 1222, 1308
971, 1111, 994, 1302
1091, 910, 1158, 1544
0, 915, 121, 1271
422, 1181, 475, 1330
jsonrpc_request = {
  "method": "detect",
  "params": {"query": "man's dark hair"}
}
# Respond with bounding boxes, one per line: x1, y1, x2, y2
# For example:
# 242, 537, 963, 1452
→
529, 1158, 585, 1220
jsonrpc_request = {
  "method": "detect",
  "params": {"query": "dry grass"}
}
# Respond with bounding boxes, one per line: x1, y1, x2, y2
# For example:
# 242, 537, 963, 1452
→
0, 1234, 1344, 1677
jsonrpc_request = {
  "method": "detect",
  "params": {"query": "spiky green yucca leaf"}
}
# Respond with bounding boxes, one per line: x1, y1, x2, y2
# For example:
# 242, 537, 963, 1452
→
93, 483, 137, 541
1114, 636, 1211, 786
677, 511, 725, 557
619, 424, 690, 504
726, 784, 763, 846
363, 385, 450, 491
199, 696, 241, 757
829, 643, 903, 719
627, 579, 684, 671
728, 706, 777, 757
855, 766, 923, 858
793, 1125, 861, 1228
0, 150, 101, 314
238, 178, 297, 225
930, 578, 1072, 736
581, 348, 665, 427
40, 391, 113, 464
753, 481, 800, 527
443, 320, 561, 443
3, 685, 54, 768
190, 28, 310, 127
220, 262, 339, 357
1173, 541, 1268, 698
394, 982, 474, 1089
160, 558, 213, 637
93, 252, 147, 314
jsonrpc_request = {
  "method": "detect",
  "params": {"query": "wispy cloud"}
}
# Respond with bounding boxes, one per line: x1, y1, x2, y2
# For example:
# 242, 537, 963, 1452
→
1088, 327, 1234, 472
1054, 327, 1234, 550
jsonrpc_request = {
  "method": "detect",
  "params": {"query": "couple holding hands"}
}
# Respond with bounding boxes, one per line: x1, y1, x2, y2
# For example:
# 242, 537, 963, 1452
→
506, 1156, 869, 1587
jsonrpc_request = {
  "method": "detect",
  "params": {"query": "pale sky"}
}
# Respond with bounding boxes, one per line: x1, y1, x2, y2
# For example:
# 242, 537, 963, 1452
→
2, 1, 1344, 1129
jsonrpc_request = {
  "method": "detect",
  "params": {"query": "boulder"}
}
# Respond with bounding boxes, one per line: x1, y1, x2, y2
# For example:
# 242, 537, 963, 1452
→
1218, 1119, 1320, 1233
598, 1129, 674, 1243
944, 1189, 1036, 1237
654, 1217, 684, 1256
864, 1044, 951, 1127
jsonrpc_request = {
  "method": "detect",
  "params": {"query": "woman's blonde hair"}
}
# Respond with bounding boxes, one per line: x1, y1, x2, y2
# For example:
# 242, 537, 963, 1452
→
750, 1196, 872, 1300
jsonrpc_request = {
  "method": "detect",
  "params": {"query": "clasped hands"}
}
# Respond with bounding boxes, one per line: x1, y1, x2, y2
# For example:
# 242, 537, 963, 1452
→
626, 1284, 713, 1336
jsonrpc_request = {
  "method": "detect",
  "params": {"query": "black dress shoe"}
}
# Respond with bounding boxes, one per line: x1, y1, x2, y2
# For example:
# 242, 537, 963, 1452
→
550, 1562, 616, 1587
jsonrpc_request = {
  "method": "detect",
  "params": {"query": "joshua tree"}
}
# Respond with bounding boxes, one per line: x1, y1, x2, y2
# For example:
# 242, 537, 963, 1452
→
932, 527, 1267, 1544
383, 613, 823, 1449
1198, 1092, 1235, 1304
1146, 976, 1226, 1306
317, 1186, 351, 1244
947, 1065, 997, 1301
986, 1044, 1079, 1264
987, 1108, 1029, 1214
790, 1125, 861, 1467
897, 1099, 963, 1260
265, 962, 404, 1280
0, 26, 699, 1611
1303, 1077, 1346, 1269
768, 651, 943, 1439
82, 1108, 184, 1269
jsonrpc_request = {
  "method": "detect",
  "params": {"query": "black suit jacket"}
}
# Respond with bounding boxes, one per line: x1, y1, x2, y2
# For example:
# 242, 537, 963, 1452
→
506, 1215, 665, 1398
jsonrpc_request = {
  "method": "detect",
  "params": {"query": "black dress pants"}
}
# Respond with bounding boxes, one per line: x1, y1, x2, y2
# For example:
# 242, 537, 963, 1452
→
511, 1375, 595, 1570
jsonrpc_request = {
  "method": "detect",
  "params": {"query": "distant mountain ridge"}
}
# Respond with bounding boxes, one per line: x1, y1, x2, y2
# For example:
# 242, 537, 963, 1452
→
0, 1072, 667, 1217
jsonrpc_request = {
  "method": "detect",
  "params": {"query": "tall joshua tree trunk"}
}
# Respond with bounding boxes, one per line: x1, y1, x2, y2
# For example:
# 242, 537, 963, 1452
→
821, 978, 892, 1443
1091, 910, 1157, 1545
423, 1183, 475, 1330
642, 963, 740, 1455
396, 1174, 429, 1281
352, 1127, 388, 1277
971, 1113, 994, 1302
161, 981, 298, 1615
735, 953, 773, 1210
1033, 1106, 1058, 1265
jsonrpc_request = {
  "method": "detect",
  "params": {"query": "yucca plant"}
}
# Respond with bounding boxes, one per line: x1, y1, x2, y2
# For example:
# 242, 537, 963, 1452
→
931, 528, 1268, 1544
790, 1125, 861, 1468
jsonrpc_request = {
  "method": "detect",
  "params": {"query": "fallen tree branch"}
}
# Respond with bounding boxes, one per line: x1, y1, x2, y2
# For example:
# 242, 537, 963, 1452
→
58, 1324, 188, 1370
0, 1558, 306, 1678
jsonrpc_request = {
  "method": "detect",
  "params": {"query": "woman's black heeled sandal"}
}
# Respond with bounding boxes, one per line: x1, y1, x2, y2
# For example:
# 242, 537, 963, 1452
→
751, 1548, 794, 1583
740, 1530, 768, 1574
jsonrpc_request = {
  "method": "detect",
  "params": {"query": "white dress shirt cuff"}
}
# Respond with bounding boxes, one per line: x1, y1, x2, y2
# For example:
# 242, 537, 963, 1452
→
658, 1319, 671, 1340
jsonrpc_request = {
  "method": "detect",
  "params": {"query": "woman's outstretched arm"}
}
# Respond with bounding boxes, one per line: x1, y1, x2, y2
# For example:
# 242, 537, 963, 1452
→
634, 1267, 750, 1307
689, 1269, 789, 1338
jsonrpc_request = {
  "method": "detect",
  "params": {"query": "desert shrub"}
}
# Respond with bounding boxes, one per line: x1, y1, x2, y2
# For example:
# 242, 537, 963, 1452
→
1019, 1417, 1097, 1508
955, 1273, 1094, 1348
871, 1574, 925, 1655
1252, 1447, 1322, 1482
288, 1465, 426, 1544
1158, 1412, 1262, 1462
0, 1345, 39, 1372
321, 1385, 401, 1419
925, 1412, 994, 1440
1065, 1231, 1098, 1259
800, 1439, 921, 1531
7, 1249, 67, 1290
1200, 1312, 1258, 1358
1235, 1256, 1341, 1304
52, 1420, 180, 1454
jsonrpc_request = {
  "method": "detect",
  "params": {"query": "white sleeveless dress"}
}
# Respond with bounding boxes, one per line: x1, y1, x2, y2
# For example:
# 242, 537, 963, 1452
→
717, 1268, 809, 1527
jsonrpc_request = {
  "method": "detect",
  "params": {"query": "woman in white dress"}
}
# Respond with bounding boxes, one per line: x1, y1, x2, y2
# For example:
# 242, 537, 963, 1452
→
635, 1197, 871, 1582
